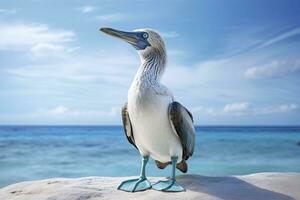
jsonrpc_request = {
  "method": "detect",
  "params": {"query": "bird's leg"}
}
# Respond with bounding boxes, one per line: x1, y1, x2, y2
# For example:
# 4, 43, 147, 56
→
117, 156, 151, 192
152, 156, 185, 192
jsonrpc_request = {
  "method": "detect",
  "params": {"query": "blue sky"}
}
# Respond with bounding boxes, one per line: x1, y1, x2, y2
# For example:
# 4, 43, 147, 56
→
0, 0, 300, 125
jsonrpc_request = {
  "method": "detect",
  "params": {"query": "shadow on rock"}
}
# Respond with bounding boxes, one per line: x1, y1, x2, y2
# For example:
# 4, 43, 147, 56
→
177, 174, 294, 200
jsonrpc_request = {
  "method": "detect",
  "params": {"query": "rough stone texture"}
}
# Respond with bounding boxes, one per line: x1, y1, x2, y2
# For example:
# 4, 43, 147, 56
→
0, 173, 299, 200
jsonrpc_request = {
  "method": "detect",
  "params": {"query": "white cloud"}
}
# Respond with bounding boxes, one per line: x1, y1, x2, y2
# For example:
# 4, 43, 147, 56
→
29, 43, 79, 58
223, 102, 251, 113
0, 8, 19, 14
163, 58, 231, 88
78, 6, 97, 13
3, 45, 137, 125
257, 104, 298, 115
192, 106, 217, 116
7, 48, 137, 82
95, 14, 126, 22
48, 105, 69, 115
108, 106, 122, 116
37, 105, 121, 117
161, 31, 179, 39
253, 26, 300, 51
193, 102, 298, 116
0, 23, 75, 51
0, 105, 123, 125
245, 60, 300, 79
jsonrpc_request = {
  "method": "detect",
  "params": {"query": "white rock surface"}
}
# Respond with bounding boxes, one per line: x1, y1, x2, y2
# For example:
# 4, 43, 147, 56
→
0, 173, 299, 200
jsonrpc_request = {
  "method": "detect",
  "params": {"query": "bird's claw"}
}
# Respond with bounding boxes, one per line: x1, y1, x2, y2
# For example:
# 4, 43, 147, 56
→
118, 177, 151, 192
152, 179, 185, 192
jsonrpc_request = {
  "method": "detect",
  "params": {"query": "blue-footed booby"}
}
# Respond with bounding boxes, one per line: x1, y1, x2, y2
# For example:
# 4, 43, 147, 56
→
100, 27, 195, 192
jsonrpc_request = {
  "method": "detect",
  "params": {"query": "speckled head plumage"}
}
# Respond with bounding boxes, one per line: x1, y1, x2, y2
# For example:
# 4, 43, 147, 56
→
100, 27, 167, 81
134, 28, 166, 64
100, 27, 166, 67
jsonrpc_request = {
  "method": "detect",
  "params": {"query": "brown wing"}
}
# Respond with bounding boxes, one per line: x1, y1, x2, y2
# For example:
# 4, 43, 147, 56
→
168, 101, 195, 161
121, 103, 137, 149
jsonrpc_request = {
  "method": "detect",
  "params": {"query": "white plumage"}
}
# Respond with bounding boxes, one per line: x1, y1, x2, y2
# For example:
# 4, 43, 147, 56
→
128, 77, 183, 163
127, 29, 182, 163
100, 27, 195, 192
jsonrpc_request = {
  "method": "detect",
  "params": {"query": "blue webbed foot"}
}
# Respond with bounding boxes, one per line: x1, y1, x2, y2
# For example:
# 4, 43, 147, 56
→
152, 179, 185, 192
118, 177, 151, 192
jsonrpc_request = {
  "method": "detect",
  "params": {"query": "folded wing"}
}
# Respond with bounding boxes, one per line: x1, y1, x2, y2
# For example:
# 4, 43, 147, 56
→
168, 101, 195, 160
121, 103, 137, 149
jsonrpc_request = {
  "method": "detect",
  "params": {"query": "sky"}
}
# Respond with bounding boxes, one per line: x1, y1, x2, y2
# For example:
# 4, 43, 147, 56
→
0, 0, 300, 125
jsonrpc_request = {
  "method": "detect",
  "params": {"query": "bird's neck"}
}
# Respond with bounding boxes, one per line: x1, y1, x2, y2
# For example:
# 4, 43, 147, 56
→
134, 49, 166, 85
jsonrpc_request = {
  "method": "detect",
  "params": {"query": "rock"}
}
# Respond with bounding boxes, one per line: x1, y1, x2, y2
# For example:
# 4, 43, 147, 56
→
0, 173, 299, 200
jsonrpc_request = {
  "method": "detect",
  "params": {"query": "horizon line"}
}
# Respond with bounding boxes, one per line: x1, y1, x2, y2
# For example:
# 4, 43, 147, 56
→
0, 124, 300, 127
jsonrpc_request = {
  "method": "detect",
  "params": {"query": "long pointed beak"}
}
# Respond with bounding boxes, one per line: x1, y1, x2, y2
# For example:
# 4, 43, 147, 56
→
100, 27, 139, 46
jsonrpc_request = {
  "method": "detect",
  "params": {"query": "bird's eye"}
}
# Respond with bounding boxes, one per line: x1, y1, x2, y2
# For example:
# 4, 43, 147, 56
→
143, 33, 148, 39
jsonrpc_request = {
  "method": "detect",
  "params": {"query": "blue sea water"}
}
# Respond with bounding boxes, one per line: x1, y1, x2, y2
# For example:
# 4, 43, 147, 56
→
0, 126, 300, 188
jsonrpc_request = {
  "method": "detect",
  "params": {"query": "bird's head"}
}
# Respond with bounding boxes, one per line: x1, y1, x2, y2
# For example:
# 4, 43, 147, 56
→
100, 27, 166, 62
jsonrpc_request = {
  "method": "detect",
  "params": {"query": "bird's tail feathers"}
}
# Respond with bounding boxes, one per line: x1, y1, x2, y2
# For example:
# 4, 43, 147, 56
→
176, 160, 188, 173
155, 160, 170, 169
155, 160, 188, 173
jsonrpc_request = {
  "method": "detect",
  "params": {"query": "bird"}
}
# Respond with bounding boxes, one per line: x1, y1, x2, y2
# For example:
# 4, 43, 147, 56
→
100, 27, 195, 192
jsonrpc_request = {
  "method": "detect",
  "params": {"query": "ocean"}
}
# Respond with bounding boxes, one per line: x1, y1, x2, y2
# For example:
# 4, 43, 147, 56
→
0, 126, 300, 188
